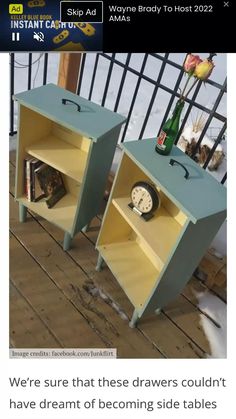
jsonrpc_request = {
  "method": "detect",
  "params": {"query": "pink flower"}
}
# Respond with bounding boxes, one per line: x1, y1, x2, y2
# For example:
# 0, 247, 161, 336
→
184, 54, 202, 74
194, 59, 215, 81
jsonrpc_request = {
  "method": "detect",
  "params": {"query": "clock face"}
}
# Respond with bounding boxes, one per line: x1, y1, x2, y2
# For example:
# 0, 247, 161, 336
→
131, 185, 154, 214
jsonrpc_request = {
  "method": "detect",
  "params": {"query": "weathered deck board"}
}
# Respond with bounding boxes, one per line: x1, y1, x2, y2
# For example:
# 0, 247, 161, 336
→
33, 214, 206, 358
82, 217, 211, 354
10, 232, 106, 348
10, 194, 163, 358
10, 281, 61, 348
9, 149, 226, 358
10, 166, 202, 358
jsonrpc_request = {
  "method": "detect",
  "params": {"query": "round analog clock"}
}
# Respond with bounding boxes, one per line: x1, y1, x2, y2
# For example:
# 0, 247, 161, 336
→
130, 181, 160, 215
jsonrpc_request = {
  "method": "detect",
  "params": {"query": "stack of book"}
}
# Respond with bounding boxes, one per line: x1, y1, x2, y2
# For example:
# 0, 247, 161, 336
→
24, 157, 66, 208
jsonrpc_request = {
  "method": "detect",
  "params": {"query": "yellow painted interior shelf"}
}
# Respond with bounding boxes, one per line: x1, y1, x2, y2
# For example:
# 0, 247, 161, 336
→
112, 197, 182, 266
18, 193, 78, 232
98, 241, 159, 308
26, 135, 88, 183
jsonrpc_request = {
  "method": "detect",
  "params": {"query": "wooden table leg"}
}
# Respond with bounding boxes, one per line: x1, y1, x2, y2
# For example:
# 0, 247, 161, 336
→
19, 204, 27, 223
129, 309, 139, 328
81, 222, 90, 233
155, 307, 161, 315
96, 253, 104, 271
63, 232, 72, 251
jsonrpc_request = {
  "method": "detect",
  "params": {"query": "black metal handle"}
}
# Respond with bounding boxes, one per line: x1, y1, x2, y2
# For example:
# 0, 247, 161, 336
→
169, 159, 189, 179
62, 98, 81, 112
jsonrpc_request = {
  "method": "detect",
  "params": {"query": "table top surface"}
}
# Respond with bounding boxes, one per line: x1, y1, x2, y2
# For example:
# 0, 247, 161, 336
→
123, 138, 226, 222
14, 83, 126, 141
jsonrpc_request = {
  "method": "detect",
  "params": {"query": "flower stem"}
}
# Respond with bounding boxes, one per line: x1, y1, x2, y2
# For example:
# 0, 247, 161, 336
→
182, 78, 199, 100
181, 74, 191, 99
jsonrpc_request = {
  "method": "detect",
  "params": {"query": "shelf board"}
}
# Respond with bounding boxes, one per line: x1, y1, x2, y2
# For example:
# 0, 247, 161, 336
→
18, 193, 78, 232
98, 241, 159, 308
112, 197, 183, 265
26, 135, 88, 183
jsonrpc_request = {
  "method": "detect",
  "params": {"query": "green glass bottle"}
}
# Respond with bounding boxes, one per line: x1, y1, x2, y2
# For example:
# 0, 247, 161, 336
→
155, 100, 184, 155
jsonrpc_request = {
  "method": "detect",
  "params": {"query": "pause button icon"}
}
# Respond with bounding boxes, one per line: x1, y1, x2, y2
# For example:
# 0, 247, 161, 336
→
12, 33, 20, 41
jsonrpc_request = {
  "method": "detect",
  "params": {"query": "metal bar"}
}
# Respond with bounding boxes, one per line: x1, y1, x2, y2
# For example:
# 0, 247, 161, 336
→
203, 123, 227, 169
9, 53, 15, 136
191, 78, 227, 157
159, 83, 226, 123
114, 53, 131, 112
203, 78, 227, 91
150, 53, 226, 91
175, 80, 203, 144
121, 53, 149, 143
77, 53, 86, 95
99, 53, 226, 124
156, 82, 226, 123
138, 53, 169, 139
43, 53, 48, 85
102, 52, 225, 93
27, 53, 32, 90
221, 173, 227, 184
158, 65, 186, 137
101, 53, 165, 85
150, 53, 183, 70
88, 54, 100, 100
101, 52, 116, 107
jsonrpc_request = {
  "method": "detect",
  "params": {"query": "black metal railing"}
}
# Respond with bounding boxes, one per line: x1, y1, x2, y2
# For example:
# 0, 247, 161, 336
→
10, 52, 227, 184
78, 53, 227, 185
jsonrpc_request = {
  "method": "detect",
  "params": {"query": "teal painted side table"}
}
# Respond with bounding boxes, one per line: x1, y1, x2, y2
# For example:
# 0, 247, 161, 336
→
96, 138, 226, 327
14, 83, 126, 250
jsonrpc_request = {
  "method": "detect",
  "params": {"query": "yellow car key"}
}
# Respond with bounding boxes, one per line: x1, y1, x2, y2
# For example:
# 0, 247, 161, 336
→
28, 0, 45, 7
53, 30, 69, 44
74, 22, 95, 36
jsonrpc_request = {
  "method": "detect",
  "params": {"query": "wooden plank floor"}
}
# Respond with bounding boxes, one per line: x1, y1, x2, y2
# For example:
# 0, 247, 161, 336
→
9, 150, 226, 358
